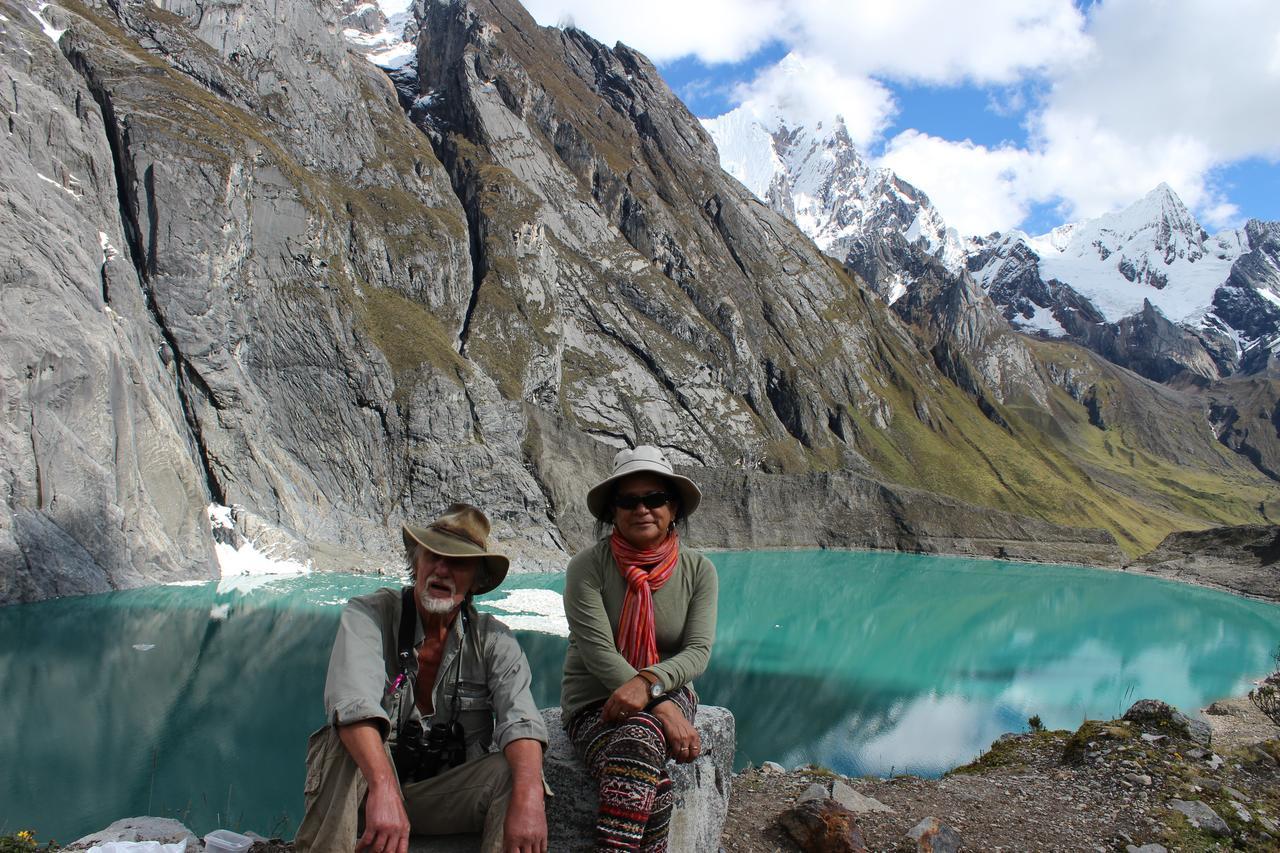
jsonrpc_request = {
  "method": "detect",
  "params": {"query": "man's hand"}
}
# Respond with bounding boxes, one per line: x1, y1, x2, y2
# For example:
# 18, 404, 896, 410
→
502, 789, 547, 853
602, 674, 649, 722
653, 701, 700, 763
337, 721, 409, 853
503, 739, 548, 853
357, 783, 410, 853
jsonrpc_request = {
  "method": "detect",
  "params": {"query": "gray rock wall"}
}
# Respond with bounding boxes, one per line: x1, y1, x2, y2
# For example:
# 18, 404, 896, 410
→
688, 468, 1123, 566
1, 0, 214, 600
1127, 524, 1280, 602
5, 0, 1264, 603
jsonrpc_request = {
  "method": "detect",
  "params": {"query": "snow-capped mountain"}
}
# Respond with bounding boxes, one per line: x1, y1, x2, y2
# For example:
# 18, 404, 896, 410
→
1212, 220, 1280, 370
338, 0, 415, 68
970, 185, 1242, 334
703, 107, 965, 304
705, 105, 1279, 381
968, 184, 1280, 378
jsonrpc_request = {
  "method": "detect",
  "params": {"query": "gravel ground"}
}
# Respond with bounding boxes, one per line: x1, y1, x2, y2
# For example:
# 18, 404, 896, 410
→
225, 694, 1278, 852
721, 695, 1280, 852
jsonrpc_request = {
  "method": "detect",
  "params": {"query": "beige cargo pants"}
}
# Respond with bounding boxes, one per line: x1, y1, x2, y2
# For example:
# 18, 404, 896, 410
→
294, 726, 512, 853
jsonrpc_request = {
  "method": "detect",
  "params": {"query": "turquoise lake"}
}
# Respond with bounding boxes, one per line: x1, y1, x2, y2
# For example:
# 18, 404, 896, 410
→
1, 550, 1277, 841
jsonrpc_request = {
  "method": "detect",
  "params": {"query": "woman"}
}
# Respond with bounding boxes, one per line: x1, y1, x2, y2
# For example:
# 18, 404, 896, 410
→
561, 445, 719, 852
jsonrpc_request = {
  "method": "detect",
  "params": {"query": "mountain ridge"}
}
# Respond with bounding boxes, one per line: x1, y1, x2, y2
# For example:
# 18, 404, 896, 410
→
704, 107, 1280, 386
1, 0, 1276, 603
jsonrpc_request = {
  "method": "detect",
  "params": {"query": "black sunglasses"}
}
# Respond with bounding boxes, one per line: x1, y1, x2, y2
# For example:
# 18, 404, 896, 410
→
613, 491, 674, 510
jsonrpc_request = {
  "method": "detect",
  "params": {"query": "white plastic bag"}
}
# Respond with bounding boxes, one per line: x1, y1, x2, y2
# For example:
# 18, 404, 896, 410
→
86, 842, 187, 853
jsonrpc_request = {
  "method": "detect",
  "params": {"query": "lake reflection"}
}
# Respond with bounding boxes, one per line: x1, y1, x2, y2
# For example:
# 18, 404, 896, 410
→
0, 551, 1276, 841
706, 551, 1277, 776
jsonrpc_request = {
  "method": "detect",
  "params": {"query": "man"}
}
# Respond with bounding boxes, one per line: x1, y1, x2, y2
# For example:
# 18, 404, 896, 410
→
296, 504, 548, 853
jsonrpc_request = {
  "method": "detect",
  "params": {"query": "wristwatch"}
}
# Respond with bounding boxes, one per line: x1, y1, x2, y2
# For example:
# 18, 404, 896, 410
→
641, 670, 665, 700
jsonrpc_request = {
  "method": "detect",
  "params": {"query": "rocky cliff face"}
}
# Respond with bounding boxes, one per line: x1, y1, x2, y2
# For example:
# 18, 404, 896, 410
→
1, 0, 1276, 602
1, 0, 214, 600
1128, 524, 1280, 602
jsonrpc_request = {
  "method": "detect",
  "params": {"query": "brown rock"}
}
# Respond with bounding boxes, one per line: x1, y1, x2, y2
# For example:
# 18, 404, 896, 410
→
777, 798, 868, 853
907, 817, 963, 853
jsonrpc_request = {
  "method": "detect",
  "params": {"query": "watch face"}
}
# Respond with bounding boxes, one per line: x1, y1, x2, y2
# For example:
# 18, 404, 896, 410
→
650, 680, 664, 699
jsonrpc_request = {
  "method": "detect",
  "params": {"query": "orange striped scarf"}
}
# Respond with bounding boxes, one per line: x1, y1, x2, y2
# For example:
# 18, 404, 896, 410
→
610, 529, 679, 669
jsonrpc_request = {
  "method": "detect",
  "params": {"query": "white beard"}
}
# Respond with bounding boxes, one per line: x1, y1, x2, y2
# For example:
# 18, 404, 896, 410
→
418, 579, 458, 614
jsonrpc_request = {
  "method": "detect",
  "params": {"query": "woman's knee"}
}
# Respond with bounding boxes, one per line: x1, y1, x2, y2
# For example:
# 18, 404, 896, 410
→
603, 714, 667, 765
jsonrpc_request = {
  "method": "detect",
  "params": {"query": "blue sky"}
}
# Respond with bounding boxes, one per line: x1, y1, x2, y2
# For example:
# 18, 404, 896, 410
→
658, 39, 1280, 237
522, 0, 1280, 238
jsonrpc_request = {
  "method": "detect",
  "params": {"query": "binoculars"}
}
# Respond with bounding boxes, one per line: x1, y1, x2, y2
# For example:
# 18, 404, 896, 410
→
391, 718, 468, 784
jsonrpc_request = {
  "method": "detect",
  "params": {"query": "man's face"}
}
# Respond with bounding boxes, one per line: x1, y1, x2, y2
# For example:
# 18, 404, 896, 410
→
414, 548, 480, 615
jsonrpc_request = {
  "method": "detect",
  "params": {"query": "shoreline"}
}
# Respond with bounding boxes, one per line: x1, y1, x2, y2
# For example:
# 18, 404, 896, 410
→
512, 540, 1280, 605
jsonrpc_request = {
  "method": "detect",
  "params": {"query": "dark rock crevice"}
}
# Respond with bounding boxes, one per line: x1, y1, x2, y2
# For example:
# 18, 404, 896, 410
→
703, 194, 750, 279
660, 443, 707, 466
28, 411, 43, 510
435, 141, 490, 356
583, 427, 632, 445
66, 48, 225, 507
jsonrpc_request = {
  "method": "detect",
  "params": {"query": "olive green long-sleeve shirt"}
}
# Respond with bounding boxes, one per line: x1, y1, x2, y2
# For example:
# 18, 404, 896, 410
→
560, 538, 719, 723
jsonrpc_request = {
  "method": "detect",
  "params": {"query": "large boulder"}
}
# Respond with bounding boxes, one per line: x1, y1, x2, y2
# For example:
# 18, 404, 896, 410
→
543, 705, 734, 852
1123, 699, 1212, 746
66, 817, 197, 850
408, 705, 734, 852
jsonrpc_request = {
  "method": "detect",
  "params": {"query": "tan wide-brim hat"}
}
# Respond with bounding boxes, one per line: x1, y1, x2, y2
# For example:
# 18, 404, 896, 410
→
586, 445, 702, 521
402, 503, 510, 595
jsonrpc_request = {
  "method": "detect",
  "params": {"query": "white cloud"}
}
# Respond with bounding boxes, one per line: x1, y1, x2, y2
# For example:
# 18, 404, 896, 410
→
733, 53, 897, 149
522, 0, 1280, 234
520, 0, 787, 63
879, 0, 1280, 233
878, 132, 1036, 236
789, 0, 1090, 85
1048, 0, 1280, 162
1028, 114, 1219, 220
877, 121, 1222, 236
523, 0, 1089, 83
1202, 200, 1243, 231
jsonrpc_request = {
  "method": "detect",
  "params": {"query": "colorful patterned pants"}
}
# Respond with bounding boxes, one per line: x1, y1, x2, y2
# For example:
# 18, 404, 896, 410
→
568, 687, 698, 852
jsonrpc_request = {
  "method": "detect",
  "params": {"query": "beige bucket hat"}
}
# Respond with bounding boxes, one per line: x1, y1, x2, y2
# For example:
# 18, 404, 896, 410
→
401, 503, 509, 595
586, 445, 702, 521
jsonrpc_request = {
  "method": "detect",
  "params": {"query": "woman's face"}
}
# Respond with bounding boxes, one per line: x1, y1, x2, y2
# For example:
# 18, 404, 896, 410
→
612, 472, 678, 550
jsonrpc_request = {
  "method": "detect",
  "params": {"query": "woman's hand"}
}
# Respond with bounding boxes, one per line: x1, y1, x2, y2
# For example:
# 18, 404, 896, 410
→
602, 675, 649, 722
653, 700, 700, 763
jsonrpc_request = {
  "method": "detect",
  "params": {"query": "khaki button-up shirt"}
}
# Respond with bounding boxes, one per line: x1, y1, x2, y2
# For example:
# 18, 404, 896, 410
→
323, 587, 548, 759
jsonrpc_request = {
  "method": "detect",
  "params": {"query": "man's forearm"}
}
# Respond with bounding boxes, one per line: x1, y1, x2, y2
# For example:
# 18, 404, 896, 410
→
337, 720, 399, 795
501, 738, 547, 852
338, 720, 410, 850
503, 737, 546, 799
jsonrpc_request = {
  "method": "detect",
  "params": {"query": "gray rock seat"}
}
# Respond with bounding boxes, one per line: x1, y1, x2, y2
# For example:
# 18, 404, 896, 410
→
411, 705, 735, 852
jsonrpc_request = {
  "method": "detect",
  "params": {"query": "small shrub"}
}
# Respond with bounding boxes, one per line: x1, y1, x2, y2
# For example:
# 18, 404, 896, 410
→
1250, 676, 1280, 726
1249, 645, 1280, 725
0, 831, 56, 852
1028, 714, 1045, 732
